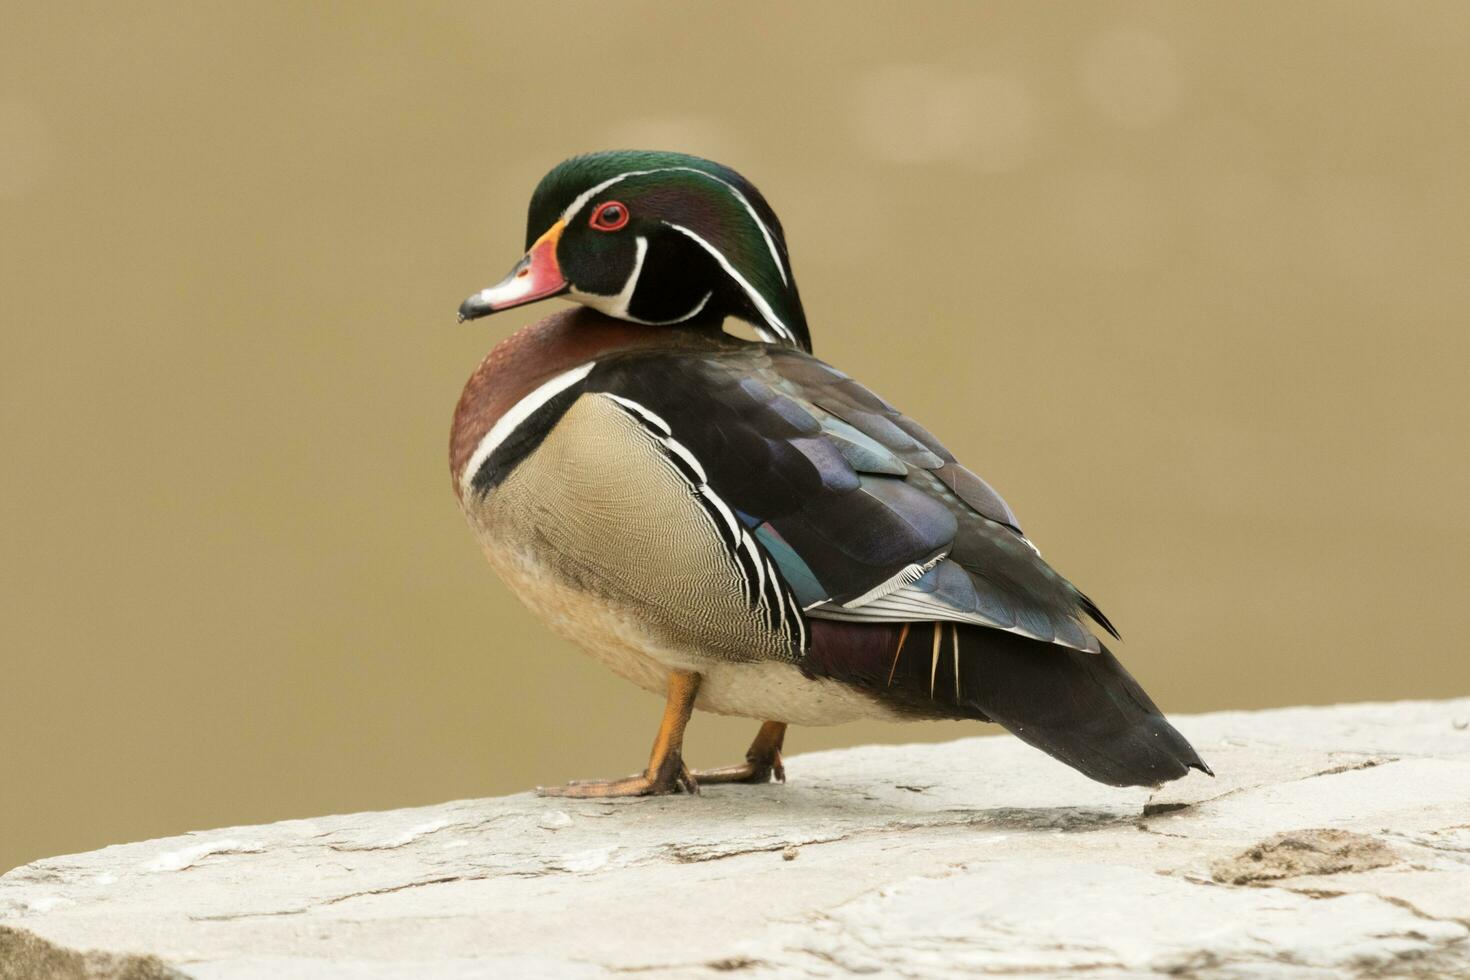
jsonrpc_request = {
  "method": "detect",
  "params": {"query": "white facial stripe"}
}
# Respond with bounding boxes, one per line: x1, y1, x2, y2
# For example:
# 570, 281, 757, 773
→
611, 289, 713, 327
664, 167, 788, 286
460, 362, 596, 495
559, 167, 789, 287
664, 222, 796, 345
562, 172, 642, 225
570, 235, 714, 327
611, 235, 648, 315
571, 236, 647, 319
657, 290, 713, 325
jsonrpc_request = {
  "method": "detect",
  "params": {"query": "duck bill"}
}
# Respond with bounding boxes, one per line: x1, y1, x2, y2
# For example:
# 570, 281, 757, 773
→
457, 220, 568, 322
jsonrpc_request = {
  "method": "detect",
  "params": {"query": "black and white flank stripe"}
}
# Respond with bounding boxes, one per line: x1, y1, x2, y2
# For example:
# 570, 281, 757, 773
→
601, 393, 808, 656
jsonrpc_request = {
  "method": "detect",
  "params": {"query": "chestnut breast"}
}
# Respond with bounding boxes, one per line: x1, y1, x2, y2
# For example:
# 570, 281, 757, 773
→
449, 309, 708, 501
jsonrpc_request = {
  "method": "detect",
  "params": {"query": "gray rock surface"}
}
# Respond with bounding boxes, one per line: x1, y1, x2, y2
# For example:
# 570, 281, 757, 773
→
3, 699, 1468, 979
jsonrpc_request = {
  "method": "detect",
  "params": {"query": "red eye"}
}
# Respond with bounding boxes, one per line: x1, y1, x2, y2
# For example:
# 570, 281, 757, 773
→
589, 201, 629, 231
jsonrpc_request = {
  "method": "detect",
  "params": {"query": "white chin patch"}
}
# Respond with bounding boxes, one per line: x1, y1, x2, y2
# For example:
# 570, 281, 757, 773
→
570, 236, 713, 326
571, 236, 647, 319
572, 289, 628, 318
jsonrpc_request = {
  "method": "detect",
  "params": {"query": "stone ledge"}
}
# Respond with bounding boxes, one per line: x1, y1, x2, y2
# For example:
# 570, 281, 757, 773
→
3, 698, 1468, 979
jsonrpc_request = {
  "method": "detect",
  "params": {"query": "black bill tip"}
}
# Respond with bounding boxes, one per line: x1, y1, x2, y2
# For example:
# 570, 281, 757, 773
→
457, 295, 492, 322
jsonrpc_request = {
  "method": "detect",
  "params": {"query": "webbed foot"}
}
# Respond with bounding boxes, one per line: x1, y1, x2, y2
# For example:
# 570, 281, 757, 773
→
692, 720, 786, 786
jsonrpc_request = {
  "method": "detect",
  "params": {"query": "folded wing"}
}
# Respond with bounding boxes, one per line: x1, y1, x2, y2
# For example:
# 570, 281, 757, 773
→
585, 345, 1116, 655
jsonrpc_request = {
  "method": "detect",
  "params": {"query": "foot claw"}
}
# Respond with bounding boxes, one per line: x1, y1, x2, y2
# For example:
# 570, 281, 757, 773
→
690, 755, 784, 786
675, 759, 700, 796
536, 761, 700, 799
560, 773, 640, 788
692, 721, 788, 787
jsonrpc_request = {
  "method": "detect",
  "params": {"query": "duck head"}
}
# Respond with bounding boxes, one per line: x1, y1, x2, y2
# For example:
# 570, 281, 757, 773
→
458, 151, 811, 351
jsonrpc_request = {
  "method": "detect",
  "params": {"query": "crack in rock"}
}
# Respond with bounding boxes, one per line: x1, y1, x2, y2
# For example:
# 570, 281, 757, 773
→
1144, 754, 1403, 821
188, 873, 488, 921
1304, 756, 1398, 779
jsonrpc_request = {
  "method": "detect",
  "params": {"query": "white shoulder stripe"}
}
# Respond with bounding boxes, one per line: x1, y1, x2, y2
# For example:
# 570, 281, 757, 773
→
460, 362, 595, 496
664, 439, 708, 483
788, 592, 807, 652
701, 489, 741, 540
601, 392, 671, 434
741, 529, 766, 597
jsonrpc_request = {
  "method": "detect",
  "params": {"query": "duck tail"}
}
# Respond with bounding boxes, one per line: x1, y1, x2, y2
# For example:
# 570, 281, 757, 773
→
805, 620, 1211, 787
952, 626, 1211, 787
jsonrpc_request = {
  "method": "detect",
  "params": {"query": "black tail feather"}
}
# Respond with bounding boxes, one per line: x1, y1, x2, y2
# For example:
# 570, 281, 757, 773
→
805, 620, 1209, 788
957, 629, 1209, 786
1077, 591, 1122, 641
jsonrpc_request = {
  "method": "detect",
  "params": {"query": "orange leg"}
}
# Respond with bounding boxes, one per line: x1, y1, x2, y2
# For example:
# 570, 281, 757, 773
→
692, 720, 787, 785
538, 670, 702, 798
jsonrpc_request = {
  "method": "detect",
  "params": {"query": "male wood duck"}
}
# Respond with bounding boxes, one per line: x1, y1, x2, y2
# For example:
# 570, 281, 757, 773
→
451, 150, 1209, 797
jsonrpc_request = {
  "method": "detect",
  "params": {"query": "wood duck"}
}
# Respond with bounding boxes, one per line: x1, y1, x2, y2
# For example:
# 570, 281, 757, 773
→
451, 150, 1209, 798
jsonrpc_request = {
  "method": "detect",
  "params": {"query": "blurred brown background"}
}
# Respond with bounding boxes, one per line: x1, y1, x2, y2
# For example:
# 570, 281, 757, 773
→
3, 1, 1467, 874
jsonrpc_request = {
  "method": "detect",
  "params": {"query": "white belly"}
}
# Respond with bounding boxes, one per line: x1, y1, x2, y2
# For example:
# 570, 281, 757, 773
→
478, 539, 900, 727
